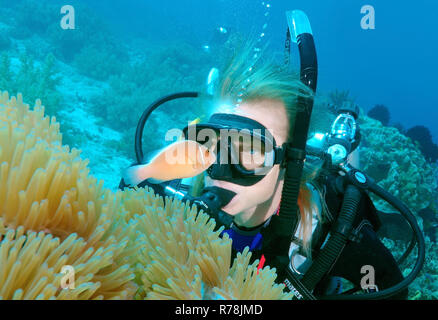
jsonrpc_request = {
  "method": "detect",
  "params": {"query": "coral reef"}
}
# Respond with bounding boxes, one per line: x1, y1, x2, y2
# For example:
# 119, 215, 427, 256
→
5, 1, 122, 64
367, 104, 390, 126
90, 41, 213, 158
13, 0, 58, 37
0, 91, 289, 300
328, 89, 355, 111
392, 122, 406, 134
359, 116, 438, 213
308, 94, 337, 135
405, 125, 438, 163
0, 52, 62, 117
46, 5, 120, 63
418, 207, 438, 243
74, 45, 127, 81
0, 32, 10, 51
383, 238, 438, 300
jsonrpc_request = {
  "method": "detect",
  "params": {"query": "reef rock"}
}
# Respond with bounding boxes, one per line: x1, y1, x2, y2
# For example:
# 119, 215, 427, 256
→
359, 115, 438, 214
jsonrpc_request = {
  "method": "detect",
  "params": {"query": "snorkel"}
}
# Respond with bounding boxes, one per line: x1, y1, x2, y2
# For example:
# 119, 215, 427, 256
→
271, 10, 425, 300
260, 10, 319, 298
277, 12, 424, 300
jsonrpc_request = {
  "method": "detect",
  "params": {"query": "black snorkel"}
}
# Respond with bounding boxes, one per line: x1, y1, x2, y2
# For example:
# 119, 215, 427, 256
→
262, 10, 425, 300
260, 10, 319, 299
134, 92, 199, 164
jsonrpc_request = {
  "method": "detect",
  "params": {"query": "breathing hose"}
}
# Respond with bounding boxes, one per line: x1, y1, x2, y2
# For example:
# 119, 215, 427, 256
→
301, 184, 362, 289
318, 174, 426, 300
134, 92, 199, 163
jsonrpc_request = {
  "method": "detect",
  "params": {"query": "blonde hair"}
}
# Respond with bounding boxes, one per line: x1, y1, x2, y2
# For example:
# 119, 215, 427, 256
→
193, 41, 324, 255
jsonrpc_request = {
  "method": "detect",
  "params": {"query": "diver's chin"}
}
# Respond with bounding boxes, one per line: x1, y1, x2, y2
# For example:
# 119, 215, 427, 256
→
207, 177, 239, 193
220, 195, 239, 216
205, 177, 241, 215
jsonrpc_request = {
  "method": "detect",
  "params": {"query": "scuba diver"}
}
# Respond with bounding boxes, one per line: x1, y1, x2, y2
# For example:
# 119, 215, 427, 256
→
120, 10, 425, 300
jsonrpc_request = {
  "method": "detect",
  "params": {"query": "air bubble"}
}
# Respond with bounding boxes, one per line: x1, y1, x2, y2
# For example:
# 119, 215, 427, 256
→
233, 1, 271, 105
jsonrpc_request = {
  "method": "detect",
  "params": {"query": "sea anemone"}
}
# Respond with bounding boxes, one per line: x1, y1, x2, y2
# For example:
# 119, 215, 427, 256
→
120, 188, 291, 300
0, 92, 137, 299
0, 91, 290, 300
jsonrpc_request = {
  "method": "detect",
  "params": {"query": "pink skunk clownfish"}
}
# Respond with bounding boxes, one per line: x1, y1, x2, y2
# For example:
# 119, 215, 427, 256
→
123, 140, 216, 187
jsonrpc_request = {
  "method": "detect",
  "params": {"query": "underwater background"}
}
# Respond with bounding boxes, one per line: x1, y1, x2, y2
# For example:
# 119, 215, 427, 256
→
0, 0, 437, 299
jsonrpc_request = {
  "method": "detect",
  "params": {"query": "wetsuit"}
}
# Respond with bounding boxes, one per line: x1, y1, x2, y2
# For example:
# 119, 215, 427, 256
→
311, 173, 407, 299
226, 173, 407, 299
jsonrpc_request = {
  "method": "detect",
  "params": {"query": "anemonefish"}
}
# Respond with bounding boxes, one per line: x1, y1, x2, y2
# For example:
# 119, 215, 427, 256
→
123, 140, 216, 186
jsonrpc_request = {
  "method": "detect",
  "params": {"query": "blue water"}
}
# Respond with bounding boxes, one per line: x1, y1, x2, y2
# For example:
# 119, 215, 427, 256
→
80, 0, 438, 142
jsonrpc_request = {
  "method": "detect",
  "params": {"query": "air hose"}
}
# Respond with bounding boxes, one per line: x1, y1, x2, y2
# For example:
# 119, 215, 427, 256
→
134, 92, 199, 163
323, 180, 425, 300
301, 184, 362, 290
262, 9, 318, 292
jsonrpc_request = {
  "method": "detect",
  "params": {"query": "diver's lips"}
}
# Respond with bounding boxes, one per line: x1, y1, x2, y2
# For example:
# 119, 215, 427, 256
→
221, 195, 238, 212
204, 183, 238, 210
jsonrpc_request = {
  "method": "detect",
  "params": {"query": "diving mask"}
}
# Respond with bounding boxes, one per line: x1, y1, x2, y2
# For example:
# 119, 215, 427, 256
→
182, 113, 286, 186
